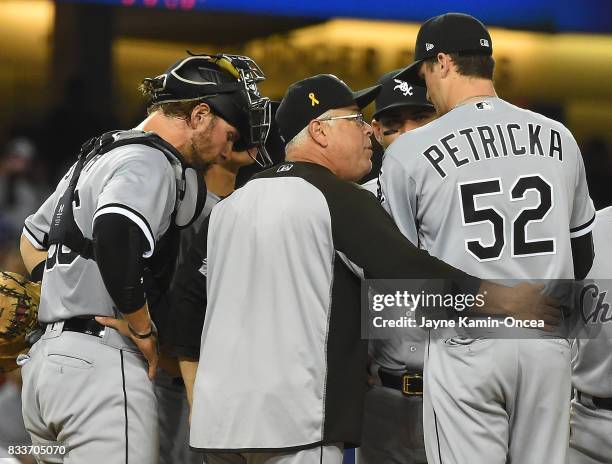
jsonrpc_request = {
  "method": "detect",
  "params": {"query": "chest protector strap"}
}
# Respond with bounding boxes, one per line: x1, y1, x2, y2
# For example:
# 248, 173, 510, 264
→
46, 130, 201, 261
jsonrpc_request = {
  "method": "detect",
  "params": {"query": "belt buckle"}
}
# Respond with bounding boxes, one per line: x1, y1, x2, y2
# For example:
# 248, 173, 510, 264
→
401, 373, 423, 396
83, 327, 105, 338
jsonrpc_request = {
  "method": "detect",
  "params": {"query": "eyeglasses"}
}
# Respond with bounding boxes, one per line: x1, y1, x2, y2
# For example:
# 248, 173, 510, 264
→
316, 113, 367, 126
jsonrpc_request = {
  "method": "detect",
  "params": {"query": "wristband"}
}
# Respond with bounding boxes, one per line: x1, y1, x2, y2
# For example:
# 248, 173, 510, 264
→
128, 320, 157, 340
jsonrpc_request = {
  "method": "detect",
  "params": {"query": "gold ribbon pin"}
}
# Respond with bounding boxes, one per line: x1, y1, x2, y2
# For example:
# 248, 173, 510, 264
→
308, 92, 320, 106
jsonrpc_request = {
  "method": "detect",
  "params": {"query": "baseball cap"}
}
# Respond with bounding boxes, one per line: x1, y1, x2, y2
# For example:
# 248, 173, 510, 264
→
373, 69, 433, 119
395, 13, 493, 83
275, 74, 381, 144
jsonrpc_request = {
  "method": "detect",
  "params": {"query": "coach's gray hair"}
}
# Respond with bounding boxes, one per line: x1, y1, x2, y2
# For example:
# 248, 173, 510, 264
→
285, 109, 336, 153
285, 126, 309, 152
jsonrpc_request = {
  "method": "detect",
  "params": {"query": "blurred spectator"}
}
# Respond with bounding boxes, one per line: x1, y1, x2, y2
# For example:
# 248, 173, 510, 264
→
40, 76, 118, 182
0, 214, 25, 275
0, 214, 18, 250
0, 138, 50, 234
583, 137, 612, 209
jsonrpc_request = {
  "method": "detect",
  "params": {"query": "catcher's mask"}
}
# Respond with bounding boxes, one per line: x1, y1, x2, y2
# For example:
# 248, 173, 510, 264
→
142, 53, 272, 168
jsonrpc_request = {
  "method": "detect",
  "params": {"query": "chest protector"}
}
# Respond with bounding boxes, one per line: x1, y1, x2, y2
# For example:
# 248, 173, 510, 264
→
46, 130, 207, 260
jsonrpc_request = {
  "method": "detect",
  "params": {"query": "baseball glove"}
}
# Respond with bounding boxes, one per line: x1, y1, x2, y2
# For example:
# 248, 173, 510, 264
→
0, 271, 40, 373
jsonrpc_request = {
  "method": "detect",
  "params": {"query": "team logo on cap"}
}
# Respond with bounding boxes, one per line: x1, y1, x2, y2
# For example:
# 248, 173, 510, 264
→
425, 43, 434, 51
308, 92, 320, 106
480, 39, 490, 47
393, 79, 413, 97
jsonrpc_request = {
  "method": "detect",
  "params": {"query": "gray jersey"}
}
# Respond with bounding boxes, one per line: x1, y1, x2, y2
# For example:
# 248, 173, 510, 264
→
362, 178, 426, 370
381, 97, 593, 464
23, 144, 176, 323
380, 97, 595, 281
572, 206, 612, 397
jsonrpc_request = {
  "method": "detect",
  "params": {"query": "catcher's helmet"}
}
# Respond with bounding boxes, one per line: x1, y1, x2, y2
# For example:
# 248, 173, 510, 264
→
143, 53, 272, 167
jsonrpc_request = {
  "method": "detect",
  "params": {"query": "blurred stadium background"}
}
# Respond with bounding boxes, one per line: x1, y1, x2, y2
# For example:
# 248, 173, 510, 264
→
0, 1, 611, 462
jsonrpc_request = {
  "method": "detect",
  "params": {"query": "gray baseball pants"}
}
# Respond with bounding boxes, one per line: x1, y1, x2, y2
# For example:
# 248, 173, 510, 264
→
21, 326, 158, 463
423, 337, 571, 464
569, 399, 612, 464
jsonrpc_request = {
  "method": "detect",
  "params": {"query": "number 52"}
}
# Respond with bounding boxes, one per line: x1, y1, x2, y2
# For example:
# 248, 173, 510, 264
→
459, 174, 554, 261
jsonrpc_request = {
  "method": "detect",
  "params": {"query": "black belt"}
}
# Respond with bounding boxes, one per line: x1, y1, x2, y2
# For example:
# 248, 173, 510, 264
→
378, 369, 423, 396
576, 390, 612, 411
49, 317, 106, 338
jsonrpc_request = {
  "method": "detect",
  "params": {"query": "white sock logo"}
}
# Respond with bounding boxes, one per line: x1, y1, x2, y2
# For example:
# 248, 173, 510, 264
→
393, 79, 414, 97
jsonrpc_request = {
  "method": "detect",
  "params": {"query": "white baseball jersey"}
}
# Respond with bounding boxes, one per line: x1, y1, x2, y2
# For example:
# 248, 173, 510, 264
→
572, 206, 612, 397
380, 97, 595, 281
23, 145, 176, 323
